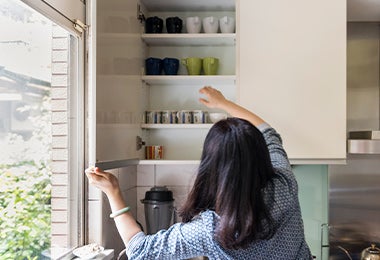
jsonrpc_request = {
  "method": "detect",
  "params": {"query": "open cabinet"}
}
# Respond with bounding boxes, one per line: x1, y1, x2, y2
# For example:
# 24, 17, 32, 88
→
92, 0, 236, 166
90, 0, 347, 167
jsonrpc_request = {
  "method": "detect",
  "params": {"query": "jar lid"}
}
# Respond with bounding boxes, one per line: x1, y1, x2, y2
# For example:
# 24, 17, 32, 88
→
142, 186, 174, 202
367, 244, 380, 254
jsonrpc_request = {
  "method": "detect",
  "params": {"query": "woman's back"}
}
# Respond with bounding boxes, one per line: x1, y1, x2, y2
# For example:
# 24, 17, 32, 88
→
125, 125, 312, 260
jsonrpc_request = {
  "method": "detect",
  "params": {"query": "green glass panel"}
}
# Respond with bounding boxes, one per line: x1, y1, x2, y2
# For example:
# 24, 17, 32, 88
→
293, 165, 328, 260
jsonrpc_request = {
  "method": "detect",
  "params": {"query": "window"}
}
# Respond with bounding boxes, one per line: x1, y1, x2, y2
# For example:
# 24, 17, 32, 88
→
0, 0, 85, 258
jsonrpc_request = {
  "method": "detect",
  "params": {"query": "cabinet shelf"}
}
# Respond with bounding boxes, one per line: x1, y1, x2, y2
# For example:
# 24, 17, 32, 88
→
142, 75, 236, 86
142, 124, 213, 129
141, 33, 236, 46
139, 160, 201, 165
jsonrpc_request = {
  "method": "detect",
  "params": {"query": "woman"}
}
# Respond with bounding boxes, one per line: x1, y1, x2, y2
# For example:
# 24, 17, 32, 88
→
85, 86, 312, 259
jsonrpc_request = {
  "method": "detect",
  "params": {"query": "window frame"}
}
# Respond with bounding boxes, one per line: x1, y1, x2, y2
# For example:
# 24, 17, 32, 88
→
20, 0, 87, 250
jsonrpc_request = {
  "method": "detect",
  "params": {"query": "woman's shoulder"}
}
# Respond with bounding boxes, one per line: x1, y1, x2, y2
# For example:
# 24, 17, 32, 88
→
196, 210, 220, 222
192, 210, 220, 231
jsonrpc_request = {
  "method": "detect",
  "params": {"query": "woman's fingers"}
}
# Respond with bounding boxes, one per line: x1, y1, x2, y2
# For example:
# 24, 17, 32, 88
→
199, 86, 214, 107
199, 86, 212, 95
199, 97, 210, 106
85, 166, 95, 175
85, 167, 108, 185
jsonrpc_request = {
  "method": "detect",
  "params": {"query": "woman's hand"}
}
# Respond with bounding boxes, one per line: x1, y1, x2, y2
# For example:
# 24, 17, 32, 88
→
86, 167, 142, 246
199, 86, 229, 109
199, 86, 266, 127
85, 167, 120, 198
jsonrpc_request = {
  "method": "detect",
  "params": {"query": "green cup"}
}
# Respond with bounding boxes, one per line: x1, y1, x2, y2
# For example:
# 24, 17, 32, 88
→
181, 57, 202, 75
203, 57, 219, 75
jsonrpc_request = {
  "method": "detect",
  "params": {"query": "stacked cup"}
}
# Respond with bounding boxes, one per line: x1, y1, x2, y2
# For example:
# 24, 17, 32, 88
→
185, 16, 235, 34
181, 57, 219, 75
145, 110, 208, 124
145, 57, 180, 75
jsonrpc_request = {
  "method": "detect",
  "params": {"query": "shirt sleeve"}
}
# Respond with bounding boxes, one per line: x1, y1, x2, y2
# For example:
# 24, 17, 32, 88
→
258, 123, 298, 200
125, 212, 219, 259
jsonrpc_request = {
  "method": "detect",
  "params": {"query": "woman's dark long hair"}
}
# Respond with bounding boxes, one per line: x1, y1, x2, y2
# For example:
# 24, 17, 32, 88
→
179, 118, 276, 249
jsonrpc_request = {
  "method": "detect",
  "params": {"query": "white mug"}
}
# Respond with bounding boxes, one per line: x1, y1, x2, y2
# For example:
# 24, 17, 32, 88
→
202, 16, 218, 33
186, 16, 201, 33
193, 110, 207, 124
219, 16, 235, 33
161, 110, 177, 124
177, 110, 193, 124
145, 110, 161, 124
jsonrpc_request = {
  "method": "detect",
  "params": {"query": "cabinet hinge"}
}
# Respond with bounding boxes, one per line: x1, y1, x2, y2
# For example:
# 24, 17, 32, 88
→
136, 136, 146, 151
137, 4, 146, 23
73, 19, 88, 35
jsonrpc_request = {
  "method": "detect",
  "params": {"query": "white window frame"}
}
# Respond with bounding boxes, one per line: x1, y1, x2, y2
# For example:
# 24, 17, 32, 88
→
21, 0, 87, 250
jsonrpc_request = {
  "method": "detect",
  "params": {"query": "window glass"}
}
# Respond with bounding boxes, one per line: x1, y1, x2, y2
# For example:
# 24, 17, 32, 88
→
0, 0, 83, 258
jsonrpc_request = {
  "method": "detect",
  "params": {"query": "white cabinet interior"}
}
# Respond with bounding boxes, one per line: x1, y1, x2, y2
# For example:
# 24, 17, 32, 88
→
95, 0, 236, 163
139, 0, 236, 162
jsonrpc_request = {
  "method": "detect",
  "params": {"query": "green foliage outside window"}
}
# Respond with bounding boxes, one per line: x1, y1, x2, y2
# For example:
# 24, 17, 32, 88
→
0, 97, 52, 260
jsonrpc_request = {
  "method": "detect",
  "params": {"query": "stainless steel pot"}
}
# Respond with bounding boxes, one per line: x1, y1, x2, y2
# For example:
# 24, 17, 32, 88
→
361, 244, 380, 260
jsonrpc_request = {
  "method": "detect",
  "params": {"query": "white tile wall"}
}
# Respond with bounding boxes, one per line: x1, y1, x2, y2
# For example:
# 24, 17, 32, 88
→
51, 26, 70, 247
52, 62, 68, 74
52, 149, 68, 160
52, 112, 68, 123
88, 200, 103, 244
51, 88, 68, 99
137, 165, 155, 186
52, 123, 68, 135
51, 173, 68, 185
51, 51, 68, 63
51, 99, 68, 111
51, 136, 68, 149
51, 185, 68, 197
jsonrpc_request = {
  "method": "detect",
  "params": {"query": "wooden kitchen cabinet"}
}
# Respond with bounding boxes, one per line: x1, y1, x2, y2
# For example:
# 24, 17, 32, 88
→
238, 0, 347, 162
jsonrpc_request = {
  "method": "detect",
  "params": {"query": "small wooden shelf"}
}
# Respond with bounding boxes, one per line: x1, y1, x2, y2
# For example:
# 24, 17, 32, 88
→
141, 33, 236, 46
142, 75, 236, 86
141, 124, 213, 129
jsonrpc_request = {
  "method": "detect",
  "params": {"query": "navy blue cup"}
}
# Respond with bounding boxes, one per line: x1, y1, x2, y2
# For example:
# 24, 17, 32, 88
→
162, 58, 179, 75
145, 16, 163, 33
166, 17, 183, 33
145, 57, 163, 75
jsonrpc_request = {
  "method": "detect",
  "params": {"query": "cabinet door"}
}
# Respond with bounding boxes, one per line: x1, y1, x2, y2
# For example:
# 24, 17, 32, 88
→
238, 0, 346, 161
88, 0, 145, 164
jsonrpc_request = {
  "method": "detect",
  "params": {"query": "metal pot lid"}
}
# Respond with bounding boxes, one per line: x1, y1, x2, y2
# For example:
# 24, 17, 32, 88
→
363, 244, 380, 255
141, 186, 174, 202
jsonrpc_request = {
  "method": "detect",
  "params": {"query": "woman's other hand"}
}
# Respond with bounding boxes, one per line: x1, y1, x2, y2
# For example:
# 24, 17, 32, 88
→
85, 167, 120, 197
199, 86, 266, 127
199, 86, 228, 109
